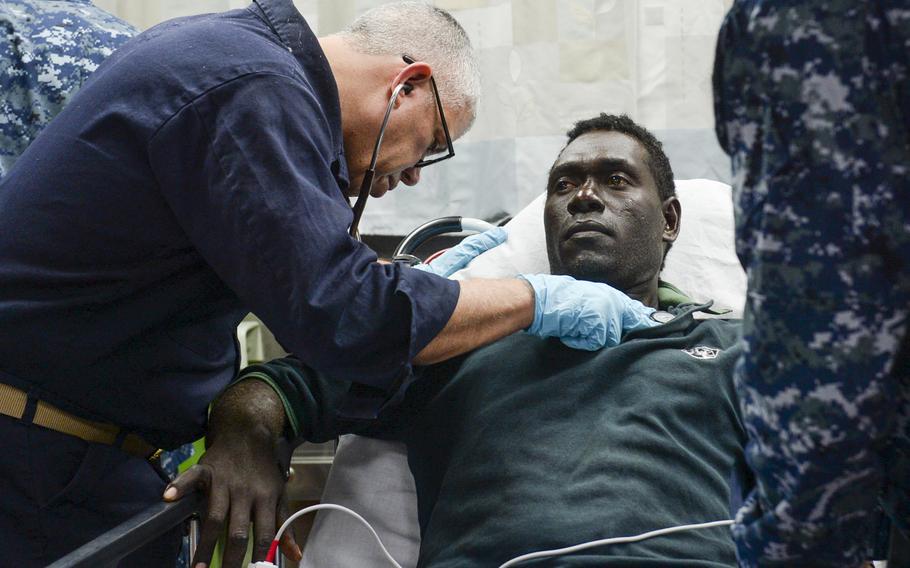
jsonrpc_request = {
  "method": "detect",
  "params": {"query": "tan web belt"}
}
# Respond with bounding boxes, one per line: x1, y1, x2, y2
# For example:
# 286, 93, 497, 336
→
0, 382, 160, 460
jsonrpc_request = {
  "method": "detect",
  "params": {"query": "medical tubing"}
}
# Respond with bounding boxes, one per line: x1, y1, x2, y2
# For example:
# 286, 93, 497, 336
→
265, 502, 732, 568
266, 503, 403, 567
497, 519, 735, 568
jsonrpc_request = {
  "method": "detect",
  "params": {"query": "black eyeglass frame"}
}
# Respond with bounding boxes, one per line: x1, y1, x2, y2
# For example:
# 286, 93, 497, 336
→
403, 55, 455, 169
348, 55, 456, 238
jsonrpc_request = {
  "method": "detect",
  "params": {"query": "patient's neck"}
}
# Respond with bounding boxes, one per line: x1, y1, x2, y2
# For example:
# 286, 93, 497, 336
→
625, 282, 659, 310
615, 272, 659, 309
568, 275, 660, 309
559, 265, 661, 309
594, 272, 660, 309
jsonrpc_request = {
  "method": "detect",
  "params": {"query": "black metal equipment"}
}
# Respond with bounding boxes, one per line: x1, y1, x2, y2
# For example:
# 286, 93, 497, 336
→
48, 492, 204, 568
393, 216, 496, 258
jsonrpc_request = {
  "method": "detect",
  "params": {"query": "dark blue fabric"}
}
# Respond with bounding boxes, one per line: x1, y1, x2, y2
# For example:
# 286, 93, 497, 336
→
0, 0, 459, 448
0, 415, 182, 566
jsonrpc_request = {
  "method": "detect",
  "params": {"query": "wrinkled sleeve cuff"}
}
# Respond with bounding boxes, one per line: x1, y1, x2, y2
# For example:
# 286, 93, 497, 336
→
335, 269, 459, 421
230, 371, 301, 439
396, 268, 461, 360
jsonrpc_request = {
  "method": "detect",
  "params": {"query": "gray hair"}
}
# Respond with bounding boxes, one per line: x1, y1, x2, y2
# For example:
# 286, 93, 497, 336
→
337, 2, 481, 116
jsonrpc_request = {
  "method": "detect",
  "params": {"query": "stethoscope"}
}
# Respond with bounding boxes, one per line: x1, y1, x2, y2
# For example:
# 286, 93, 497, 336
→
348, 82, 412, 240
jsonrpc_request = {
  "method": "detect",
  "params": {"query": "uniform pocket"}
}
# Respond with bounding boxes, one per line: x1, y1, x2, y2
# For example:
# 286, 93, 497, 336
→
28, 426, 112, 508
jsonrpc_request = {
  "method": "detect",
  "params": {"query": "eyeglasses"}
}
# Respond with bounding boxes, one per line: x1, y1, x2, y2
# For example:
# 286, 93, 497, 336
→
349, 55, 455, 238
403, 55, 455, 169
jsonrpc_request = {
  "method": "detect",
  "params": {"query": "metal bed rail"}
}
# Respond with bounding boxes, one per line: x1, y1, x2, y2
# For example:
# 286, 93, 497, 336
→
48, 492, 204, 568
48, 490, 289, 567
47, 492, 288, 567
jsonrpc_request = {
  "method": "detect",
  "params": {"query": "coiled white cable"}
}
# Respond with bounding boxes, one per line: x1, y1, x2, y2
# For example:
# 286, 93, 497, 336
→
497, 519, 735, 568
264, 504, 733, 568
268, 503, 403, 567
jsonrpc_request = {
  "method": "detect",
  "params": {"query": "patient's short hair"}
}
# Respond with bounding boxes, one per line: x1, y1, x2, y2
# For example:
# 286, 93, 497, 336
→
565, 113, 676, 203
337, 2, 480, 117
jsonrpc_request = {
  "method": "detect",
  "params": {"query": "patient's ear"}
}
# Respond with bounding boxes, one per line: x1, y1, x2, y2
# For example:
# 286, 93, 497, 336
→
662, 196, 681, 244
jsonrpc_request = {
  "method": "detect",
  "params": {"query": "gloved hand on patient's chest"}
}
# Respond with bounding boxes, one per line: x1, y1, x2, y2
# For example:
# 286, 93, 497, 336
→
519, 274, 658, 350
412, 227, 508, 278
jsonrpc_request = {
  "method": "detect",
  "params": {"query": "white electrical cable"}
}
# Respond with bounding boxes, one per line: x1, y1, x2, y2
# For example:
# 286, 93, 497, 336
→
497, 519, 735, 568
269, 504, 733, 568
273, 503, 403, 568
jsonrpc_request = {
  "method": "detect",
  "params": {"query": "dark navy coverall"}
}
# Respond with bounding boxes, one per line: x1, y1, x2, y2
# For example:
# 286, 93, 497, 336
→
0, 0, 459, 563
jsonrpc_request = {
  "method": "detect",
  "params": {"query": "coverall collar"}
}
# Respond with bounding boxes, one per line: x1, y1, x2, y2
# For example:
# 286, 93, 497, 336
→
251, 0, 313, 54
250, 0, 346, 175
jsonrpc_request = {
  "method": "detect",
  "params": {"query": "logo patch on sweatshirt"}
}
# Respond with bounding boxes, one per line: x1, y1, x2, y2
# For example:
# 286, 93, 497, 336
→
682, 346, 720, 360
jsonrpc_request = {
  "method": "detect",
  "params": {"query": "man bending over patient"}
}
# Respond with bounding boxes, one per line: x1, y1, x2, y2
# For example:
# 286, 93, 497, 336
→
214, 114, 750, 566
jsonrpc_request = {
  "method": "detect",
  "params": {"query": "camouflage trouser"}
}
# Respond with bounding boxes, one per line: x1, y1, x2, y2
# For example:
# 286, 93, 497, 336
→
713, 1, 910, 566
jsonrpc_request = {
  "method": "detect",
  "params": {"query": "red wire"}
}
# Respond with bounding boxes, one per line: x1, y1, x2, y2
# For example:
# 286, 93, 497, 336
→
265, 539, 280, 563
423, 248, 449, 264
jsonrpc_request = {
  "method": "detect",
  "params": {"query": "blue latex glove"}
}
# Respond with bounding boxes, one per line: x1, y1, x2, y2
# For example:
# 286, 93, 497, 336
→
413, 227, 508, 278
519, 273, 659, 350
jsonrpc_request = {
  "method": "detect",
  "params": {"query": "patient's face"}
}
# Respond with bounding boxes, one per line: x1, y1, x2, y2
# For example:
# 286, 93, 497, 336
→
544, 131, 667, 291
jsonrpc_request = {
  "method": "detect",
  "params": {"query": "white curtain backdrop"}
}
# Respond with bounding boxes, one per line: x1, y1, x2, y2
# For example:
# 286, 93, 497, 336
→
93, 0, 733, 235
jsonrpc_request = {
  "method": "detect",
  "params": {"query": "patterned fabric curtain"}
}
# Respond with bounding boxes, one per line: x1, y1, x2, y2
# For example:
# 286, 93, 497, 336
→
95, 0, 733, 235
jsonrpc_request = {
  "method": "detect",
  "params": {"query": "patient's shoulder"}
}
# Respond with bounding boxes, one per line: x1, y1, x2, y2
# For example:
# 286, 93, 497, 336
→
690, 315, 742, 349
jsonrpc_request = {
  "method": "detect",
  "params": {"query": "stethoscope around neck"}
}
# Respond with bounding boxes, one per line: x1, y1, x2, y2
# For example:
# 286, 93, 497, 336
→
348, 82, 413, 240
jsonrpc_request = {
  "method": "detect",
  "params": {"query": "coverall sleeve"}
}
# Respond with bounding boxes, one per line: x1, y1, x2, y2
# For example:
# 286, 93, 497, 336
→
235, 355, 462, 442
238, 358, 355, 443
146, 72, 460, 399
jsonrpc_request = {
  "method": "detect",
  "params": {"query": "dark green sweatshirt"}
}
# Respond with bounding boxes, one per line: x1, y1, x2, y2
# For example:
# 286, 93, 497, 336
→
240, 301, 747, 567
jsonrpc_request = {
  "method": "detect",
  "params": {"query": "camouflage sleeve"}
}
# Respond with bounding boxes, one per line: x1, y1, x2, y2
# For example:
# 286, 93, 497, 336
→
0, 0, 136, 178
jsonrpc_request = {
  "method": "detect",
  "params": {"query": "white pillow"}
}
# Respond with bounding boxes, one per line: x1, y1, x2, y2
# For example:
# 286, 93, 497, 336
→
454, 178, 746, 317
302, 179, 746, 567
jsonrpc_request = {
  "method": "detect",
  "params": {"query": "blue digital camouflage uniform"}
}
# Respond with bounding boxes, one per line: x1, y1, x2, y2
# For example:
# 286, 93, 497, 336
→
714, 1, 910, 566
0, 0, 136, 178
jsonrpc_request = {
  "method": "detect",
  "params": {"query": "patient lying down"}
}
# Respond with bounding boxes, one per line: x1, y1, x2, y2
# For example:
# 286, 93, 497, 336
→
241, 114, 749, 567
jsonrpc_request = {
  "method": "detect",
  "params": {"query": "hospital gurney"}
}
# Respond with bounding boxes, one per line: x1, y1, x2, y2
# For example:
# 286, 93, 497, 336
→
303, 179, 904, 567
302, 179, 749, 567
